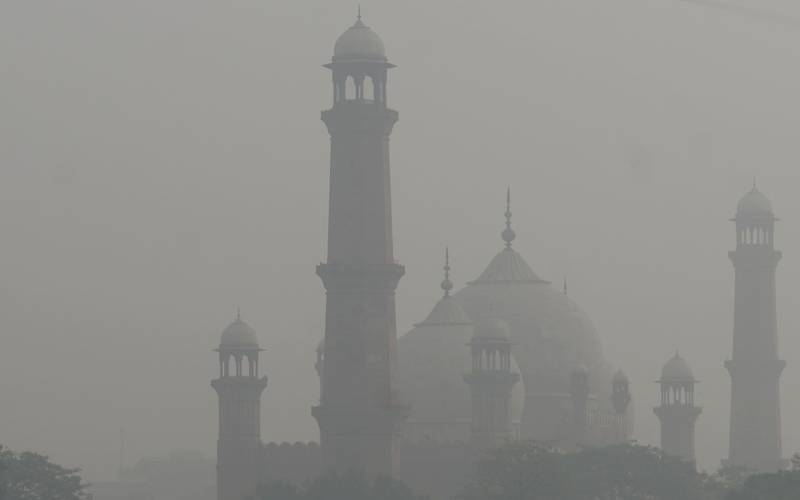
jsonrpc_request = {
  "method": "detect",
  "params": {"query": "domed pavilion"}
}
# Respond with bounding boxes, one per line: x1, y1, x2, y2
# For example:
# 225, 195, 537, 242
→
397, 191, 631, 445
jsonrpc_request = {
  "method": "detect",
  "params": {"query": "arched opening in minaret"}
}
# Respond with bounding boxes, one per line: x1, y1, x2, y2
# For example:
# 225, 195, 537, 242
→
223, 354, 234, 377
345, 76, 356, 101
364, 76, 375, 102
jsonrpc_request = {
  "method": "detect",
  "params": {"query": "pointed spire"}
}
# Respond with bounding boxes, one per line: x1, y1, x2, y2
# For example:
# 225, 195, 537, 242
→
502, 187, 516, 249
236, 307, 241, 322
441, 247, 454, 297
563, 275, 568, 296
352, 4, 365, 27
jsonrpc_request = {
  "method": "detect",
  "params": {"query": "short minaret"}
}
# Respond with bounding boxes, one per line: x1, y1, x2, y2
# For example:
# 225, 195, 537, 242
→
313, 12, 407, 477
211, 313, 268, 500
610, 370, 632, 443
464, 317, 519, 450
726, 185, 785, 472
654, 352, 701, 463
569, 366, 591, 446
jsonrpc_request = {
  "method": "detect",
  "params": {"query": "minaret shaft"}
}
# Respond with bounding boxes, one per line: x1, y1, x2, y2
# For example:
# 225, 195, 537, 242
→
324, 104, 397, 267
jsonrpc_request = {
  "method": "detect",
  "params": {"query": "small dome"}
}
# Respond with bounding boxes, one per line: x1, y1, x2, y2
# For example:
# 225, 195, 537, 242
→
612, 369, 629, 385
333, 18, 386, 61
473, 317, 511, 341
661, 352, 694, 382
220, 318, 259, 349
737, 187, 773, 217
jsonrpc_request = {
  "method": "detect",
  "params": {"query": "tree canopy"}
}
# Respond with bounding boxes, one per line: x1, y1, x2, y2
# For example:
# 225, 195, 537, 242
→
0, 446, 88, 500
460, 442, 720, 500
250, 472, 428, 500
723, 464, 800, 500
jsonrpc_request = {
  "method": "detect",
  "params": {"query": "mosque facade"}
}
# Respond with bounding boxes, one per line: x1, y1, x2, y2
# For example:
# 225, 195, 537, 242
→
210, 15, 786, 500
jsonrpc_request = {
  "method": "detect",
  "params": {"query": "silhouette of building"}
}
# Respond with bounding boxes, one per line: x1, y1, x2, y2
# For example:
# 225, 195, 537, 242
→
464, 315, 519, 450
654, 352, 701, 463
311, 12, 408, 478
211, 314, 267, 500
192, 14, 800, 500
726, 186, 786, 472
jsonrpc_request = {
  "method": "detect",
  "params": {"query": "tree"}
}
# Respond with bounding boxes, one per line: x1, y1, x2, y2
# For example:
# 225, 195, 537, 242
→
724, 470, 800, 500
714, 463, 754, 493
459, 442, 568, 500
251, 472, 427, 500
459, 442, 721, 500
566, 444, 718, 500
0, 446, 88, 500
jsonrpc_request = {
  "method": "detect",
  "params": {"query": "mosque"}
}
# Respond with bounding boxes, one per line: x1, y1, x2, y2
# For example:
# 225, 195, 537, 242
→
210, 15, 787, 500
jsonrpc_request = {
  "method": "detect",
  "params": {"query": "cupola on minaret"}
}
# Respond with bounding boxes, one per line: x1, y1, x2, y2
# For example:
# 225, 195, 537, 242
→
312, 12, 408, 478
464, 315, 519, 450
726, 184, 785, 472
212, 312, 267, 500
654, 352, 701, 463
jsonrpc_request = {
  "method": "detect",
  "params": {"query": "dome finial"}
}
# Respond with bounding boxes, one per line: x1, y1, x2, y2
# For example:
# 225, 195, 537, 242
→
441, 247, 454, 297
502, 187, 516, 249
236, 306, 241, 322
357, 4, 362, 21
563, 275, 568, 296
753, 177, 757, 190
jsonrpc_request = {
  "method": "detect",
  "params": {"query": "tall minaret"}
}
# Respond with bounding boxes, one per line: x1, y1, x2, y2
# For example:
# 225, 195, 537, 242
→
726, 185, 785, 472
211, 313, 268, 500
654, 352, 701, 463
464, 317, 519, 450
312, 13, 407, 477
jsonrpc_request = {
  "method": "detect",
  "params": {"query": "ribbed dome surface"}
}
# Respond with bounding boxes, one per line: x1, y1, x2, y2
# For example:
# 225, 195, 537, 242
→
473, 317, 511, 340
220, 318, 259, 349
737, 187, 773, 216
416, 296, 472, 327
333, 18, 386, 61
471, 248, 546, 284
660, 352, 695, 382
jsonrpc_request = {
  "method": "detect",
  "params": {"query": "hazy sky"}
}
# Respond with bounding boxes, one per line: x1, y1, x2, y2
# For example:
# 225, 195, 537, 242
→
3, 0, 800, 480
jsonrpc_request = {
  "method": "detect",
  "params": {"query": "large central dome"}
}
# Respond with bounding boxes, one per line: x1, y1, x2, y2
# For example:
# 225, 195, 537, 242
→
397, 195, 619, 444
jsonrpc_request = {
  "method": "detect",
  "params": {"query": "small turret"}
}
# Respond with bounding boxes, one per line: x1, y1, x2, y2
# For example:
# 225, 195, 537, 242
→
464, 316, 519, 450
212, 311, 268, 500
654, 351, 701, 464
